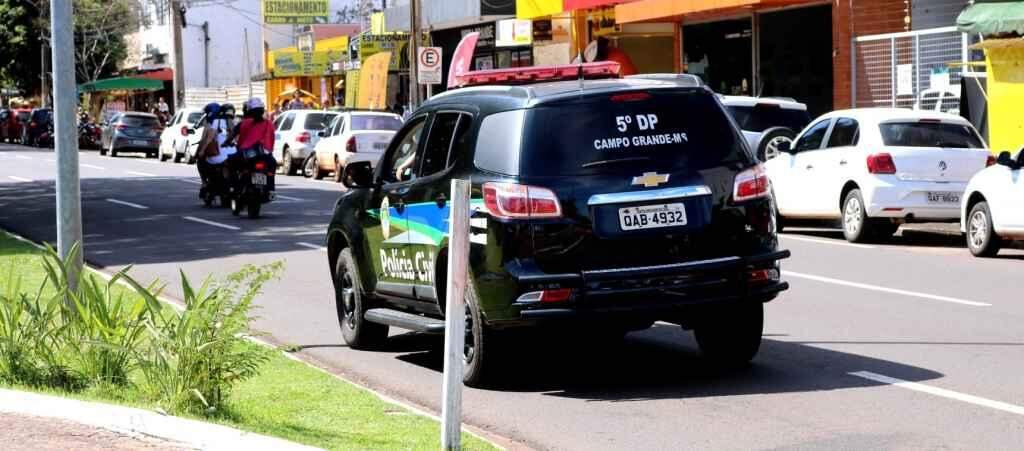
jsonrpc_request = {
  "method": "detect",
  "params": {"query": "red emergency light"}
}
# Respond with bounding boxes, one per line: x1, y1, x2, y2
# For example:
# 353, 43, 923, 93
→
453, 61, 621, 88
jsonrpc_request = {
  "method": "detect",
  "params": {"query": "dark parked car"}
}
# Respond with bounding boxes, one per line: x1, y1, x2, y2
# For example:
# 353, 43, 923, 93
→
325, 69, 791, 386
100, 112, 163, 158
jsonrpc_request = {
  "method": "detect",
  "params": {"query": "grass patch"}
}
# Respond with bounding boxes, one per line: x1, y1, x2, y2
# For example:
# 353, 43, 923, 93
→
0, 232, 497, 450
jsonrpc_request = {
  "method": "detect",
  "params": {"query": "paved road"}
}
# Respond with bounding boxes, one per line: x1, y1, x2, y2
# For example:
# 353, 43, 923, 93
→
2, 145, 1024, 450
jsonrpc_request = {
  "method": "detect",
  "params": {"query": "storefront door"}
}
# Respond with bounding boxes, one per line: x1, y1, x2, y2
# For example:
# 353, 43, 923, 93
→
757, 6, 833, 116
684, 19, 753, 96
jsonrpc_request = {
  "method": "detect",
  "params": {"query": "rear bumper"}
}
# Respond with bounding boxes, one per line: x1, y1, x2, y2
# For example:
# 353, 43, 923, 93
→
864, 179, 967, 220
112, 137, 160, 151
503, 250, 791, 321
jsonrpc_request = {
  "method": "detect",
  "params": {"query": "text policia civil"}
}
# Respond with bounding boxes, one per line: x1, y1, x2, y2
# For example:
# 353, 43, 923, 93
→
594, 113, 689, 150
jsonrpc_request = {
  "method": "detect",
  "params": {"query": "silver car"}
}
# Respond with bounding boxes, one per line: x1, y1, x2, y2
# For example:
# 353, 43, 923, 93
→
100, 112, 163, 158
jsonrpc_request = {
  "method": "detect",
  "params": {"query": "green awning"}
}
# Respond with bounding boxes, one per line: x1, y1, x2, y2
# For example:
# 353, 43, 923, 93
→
77, 77, 164, 93
957, 0, 1024, 35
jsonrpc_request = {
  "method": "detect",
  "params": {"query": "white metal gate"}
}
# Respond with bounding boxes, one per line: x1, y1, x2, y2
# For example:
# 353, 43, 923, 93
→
852, 26, 980, 109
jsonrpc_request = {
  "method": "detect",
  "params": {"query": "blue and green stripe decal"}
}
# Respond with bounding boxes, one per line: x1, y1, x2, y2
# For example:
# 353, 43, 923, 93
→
368, 199, 486, 246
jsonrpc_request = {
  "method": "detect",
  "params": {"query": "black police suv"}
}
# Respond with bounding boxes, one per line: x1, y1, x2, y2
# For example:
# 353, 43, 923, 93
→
326, 74, 790, 386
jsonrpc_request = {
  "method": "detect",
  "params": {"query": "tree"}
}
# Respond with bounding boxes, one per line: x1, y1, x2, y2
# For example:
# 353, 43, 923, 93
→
335, 0, 375, 27
25, 0, 140, 83
0, 1, 42, 94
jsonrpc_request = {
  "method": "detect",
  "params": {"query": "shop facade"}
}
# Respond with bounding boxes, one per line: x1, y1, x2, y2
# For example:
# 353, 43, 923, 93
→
614, 0, 909, 115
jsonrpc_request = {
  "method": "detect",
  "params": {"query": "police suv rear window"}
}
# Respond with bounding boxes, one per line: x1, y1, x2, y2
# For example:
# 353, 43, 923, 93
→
519, 91, 748, 176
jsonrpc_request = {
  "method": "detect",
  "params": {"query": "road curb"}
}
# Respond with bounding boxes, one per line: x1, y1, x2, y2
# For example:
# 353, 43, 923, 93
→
0, 389, 320, 451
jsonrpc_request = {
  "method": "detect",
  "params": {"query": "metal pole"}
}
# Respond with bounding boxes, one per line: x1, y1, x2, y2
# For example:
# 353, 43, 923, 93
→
441, 178, 470, 451
50, 0, 82, 285
890, 38, 896, 107
171, 0, 186, 109
203, 21, 210, 88
40, 41, 48, 108
914, 34, 920, 97
408, 0, 420, 109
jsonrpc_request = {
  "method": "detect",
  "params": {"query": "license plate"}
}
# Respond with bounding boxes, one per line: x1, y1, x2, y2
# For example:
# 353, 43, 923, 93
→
926, 191, 959, 204
131, 140, 148, 146
373, 142, 387, 150
252, 173, 267, 185
619, 203, 687, 231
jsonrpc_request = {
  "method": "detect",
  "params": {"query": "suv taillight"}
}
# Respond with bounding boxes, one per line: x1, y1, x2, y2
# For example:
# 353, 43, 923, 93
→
180, 126, 189, 137
733, 164, 769, 202
346, 136, 357, 153
986, 155, 996, 167
866, 153, 897, 174
482, 182, 562, 219
297, 131, 311, 143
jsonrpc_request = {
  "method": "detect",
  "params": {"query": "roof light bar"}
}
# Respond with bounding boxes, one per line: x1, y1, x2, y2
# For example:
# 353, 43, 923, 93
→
453, 61, 621, 88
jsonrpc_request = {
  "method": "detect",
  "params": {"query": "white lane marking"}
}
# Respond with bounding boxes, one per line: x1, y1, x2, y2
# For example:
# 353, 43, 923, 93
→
782, 270, 990, 307
13, 155, 31, 160
105, 198, 149, 210
43, 158, 55, 163
178, 178, 202, 185
137, 160, 161, 165
81, 163, 106, 170
780, 234, 875, 249
850, 371, 1024, 416
276, 194, 305, 202
183, 216, 240, 231
125, 170, 156, 176
7, 176, 31, 182
297, 242, 327, 251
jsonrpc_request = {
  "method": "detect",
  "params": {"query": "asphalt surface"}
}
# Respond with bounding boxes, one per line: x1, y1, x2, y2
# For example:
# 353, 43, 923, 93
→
2, 144, 1024, 450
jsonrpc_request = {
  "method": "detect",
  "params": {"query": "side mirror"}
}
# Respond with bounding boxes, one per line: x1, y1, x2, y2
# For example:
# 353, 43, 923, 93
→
342, 161, 375, 189
317, 130, 326, 137
997, 151, 1015, 167
777, 141, 792, 153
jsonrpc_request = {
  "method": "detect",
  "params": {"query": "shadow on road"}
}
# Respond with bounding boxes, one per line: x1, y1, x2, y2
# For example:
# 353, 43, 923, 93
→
384, 324, 944, 400
0, 176, 343, 268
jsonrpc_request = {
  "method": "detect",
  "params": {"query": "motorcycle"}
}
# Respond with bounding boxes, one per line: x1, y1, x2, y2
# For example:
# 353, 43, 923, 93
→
78, 121, 101, 149
229, 146, 276, 218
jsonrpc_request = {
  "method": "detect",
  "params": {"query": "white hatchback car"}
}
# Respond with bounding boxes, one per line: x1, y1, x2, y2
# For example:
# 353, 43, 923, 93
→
767, 108, 991, 242
272, 109, 338, 175
961, 149, 1024, 257
720, 96, 811, 161
309, 111, 402, 181
158, 107, 204, 162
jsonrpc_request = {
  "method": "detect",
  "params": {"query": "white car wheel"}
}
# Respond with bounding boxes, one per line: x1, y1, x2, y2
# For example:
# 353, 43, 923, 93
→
967, 201, 1001, 257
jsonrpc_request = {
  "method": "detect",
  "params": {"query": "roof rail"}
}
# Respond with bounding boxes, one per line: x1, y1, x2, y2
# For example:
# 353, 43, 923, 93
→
626, 73, 703, 87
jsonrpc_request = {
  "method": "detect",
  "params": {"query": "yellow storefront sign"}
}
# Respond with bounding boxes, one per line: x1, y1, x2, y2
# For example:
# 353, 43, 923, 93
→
516, 0, 563, 20
262, 0, 329, 25
272, 49, 344, 77
357, 52, 391, 110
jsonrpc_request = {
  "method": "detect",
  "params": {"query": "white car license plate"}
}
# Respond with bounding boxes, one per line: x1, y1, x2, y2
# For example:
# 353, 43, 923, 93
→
926, 191, 960, 204
619, 203, 687, 231
251, 173, 267, 185
131, 140, 148, 146
373, 142, 387, 150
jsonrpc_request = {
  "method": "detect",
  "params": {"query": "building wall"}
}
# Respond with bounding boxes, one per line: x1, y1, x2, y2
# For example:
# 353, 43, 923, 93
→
912, 0, 970, 30
833, 0, 909, 109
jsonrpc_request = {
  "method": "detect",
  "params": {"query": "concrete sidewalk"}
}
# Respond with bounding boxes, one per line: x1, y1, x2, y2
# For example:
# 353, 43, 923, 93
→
0, 389, 321, 451
0, 412, 185, 451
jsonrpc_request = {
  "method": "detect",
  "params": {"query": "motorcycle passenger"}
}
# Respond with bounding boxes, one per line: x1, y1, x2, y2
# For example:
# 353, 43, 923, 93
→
235, 98, 276, 189
196, 103, 229, 202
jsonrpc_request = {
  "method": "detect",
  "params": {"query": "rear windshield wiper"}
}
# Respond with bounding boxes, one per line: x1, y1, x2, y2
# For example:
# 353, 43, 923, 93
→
581, 156, 652, 168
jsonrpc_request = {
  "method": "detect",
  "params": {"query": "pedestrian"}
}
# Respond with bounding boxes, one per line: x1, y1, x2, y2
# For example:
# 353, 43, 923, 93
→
286, 92, 305, 110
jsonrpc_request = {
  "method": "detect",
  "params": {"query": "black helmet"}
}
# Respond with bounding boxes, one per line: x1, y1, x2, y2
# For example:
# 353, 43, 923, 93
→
220, 103, 235, 119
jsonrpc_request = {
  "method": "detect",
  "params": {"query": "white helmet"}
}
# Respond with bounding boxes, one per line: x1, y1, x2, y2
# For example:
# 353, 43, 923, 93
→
245, 97, 265, 110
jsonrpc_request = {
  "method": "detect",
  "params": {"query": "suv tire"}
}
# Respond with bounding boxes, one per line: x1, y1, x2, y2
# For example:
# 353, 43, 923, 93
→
967, 201, 1001, 257
842, 189, 873, 243
333, 158, 344, 183
282, 151, 296, 176
757, 127, 795, 161
335, 249, 389, 349
694, 301, 763, 368
463, 282, 496, 387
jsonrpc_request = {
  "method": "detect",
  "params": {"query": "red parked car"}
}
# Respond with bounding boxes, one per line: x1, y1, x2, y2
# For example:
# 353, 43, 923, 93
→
1, 108, 31, 144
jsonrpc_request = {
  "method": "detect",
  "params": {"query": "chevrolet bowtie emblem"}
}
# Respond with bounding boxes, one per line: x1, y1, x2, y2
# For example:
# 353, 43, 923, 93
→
632, 172, 670, 188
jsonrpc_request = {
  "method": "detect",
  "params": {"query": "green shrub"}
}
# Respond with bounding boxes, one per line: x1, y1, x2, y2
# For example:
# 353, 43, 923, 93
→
0, 243, 280, 415
134, 263, 280, 414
